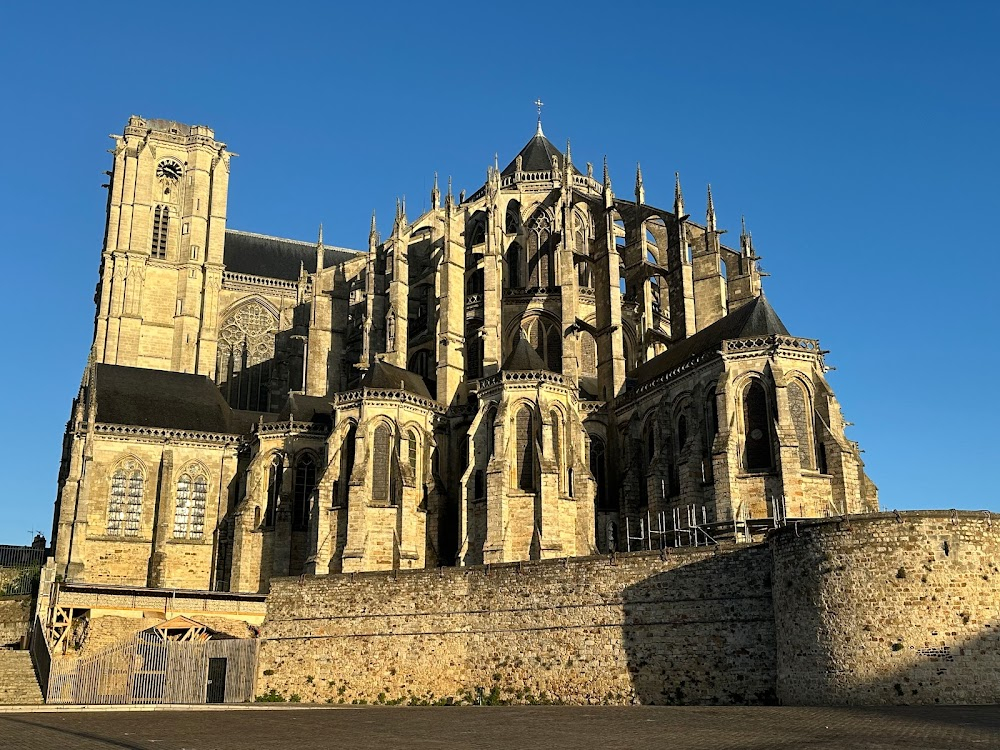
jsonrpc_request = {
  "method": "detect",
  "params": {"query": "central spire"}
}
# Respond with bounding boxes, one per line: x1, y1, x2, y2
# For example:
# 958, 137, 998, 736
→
534, 97, 544, 136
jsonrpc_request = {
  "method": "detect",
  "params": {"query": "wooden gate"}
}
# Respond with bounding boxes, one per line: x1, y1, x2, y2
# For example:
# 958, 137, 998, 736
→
45, 634, 258, 705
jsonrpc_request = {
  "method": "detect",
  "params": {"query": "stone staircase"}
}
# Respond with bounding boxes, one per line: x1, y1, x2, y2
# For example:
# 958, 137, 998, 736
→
0, 649, 44, 704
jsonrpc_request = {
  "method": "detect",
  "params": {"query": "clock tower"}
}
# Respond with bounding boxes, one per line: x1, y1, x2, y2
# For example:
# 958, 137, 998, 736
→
93, 115, 231, 377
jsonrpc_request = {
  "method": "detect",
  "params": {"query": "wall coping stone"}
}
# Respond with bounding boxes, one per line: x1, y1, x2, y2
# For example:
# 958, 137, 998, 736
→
767, 509, 995, 541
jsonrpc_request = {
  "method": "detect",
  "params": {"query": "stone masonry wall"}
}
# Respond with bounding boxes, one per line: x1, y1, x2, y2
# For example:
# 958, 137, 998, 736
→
771, 511, 1000, 705
258, 545, 776, 705
0, 597, 32, 648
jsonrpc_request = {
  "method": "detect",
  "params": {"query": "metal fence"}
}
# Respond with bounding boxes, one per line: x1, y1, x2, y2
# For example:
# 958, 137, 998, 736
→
44, 633, 258, 705
29, 616, 51, 698
0, 545, 45, 597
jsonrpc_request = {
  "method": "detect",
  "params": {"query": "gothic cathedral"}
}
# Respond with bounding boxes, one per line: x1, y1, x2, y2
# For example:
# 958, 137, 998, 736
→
51, 116, 878, 593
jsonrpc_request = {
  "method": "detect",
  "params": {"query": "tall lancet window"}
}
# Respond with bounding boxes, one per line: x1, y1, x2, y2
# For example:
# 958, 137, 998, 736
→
264, 454, 282, 527
515, 406, 536, 492
174, 472, 208, 539
107, 463, 144, 537
506, 242, 522, 289
743, 380, 774, 472
372, 424, 393, 504
787, 380, 815, 470
527, 212, 554, 287
292, 454, 317, 530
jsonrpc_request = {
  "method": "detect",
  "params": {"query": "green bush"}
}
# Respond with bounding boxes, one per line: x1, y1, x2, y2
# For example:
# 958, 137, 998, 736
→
255, 689, 286, 702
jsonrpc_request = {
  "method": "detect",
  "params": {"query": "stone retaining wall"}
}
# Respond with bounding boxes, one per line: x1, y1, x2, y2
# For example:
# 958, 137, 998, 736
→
771, 511, 1000, 705
259, 544, 776, 705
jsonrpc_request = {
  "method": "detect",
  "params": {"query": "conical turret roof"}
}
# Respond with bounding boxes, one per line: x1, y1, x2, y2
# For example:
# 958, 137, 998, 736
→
501, 336, 552, 372
501, 130, 580, 177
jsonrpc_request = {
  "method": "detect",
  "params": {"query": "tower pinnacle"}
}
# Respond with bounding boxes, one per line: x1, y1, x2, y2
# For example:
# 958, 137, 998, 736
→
706, 184, 717, 233
316, 223, 324, 273
534, 98, 544, 136
603, 156, 614, 209
674, 172, 685, 217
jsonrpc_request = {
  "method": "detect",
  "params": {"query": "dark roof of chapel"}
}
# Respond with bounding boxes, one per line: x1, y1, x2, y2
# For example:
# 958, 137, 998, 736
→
501, 128, 581, 177
360, 361, 433, 399
224, 230, 363, 281
501, 336, 552, 372
633, 295, 790, 386
94, 364, 236, 434
276, 394, 335, 423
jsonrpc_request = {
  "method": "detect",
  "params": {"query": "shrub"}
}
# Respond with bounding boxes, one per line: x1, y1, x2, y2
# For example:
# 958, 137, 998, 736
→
256, 689, 285, 703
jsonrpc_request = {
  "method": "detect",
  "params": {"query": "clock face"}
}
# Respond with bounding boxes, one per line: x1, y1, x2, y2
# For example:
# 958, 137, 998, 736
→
157, 159, 182, 181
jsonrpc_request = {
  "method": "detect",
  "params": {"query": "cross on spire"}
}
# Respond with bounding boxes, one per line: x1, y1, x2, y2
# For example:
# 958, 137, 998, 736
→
534, 98, 545, 136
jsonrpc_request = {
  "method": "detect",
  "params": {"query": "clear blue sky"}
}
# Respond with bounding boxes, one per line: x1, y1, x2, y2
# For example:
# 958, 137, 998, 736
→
0, 1, 996, 544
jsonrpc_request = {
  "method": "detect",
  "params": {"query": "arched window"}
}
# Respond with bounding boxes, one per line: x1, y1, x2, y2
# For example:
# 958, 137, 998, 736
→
151, 205, 168, 259
505, 201, 521, 234
337, 422, 357, 505
485, 405, 497, 459
292, 454, 317, 530
574, 210, 592, 286
372, 424, 392, 504
703, 388, 719, 483
550, 410, 563, 490
408, 349, 434, 381
467, 269, 484, 295
264, 455, 282, 527
644, 422, 656, 463
527, 211, 555, 287
787, 380, 814, 470
622, 332, 636, 373
174, 471, 208, 539
107, 465, 144, 536
407, 429, 419, 481
469, 220, 486, 248
743, 380, 774, 472
217, 302, 278, 412
515, 406, 535, 492
590, 435, 609, 510
705, 388, 719, 447
815, 412, 829, 475
521, 317, 562, 373
506, 242, 522, 289
677, 414, 688, 451
545, 322, 561, 372
474, 470, 485, 499
465, 324, 484, 379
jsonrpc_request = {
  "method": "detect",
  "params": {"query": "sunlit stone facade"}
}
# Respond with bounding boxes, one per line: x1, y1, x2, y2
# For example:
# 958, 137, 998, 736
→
52, 116, 877, 593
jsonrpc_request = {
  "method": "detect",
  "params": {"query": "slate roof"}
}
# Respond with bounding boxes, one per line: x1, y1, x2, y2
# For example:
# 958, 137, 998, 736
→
94, 364, 236, 433
277, 394, 335, 424
224, 230, 363, 281
360, 361, 434, 399
632, 296, 790, 386
501, 336, 552, 372
501, 131, 581, 177
230, 409, 280, 434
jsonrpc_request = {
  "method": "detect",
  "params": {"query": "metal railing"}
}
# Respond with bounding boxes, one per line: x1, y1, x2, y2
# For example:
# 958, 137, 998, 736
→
29, 615, 52, 700
0, 545, 44, 597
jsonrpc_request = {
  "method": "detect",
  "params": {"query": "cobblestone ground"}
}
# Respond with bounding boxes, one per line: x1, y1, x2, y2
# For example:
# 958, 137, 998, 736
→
0, 705, 998, 750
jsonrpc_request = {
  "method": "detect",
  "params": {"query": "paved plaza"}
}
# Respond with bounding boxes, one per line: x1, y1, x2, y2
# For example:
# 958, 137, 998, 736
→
0, 705, 999, 749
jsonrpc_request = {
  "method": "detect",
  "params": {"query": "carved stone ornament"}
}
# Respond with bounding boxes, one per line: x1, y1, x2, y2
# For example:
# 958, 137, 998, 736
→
219, 301, 277, 366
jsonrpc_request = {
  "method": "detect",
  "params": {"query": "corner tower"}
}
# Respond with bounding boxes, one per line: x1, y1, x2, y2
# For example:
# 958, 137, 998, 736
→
94, 116, 231, 376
